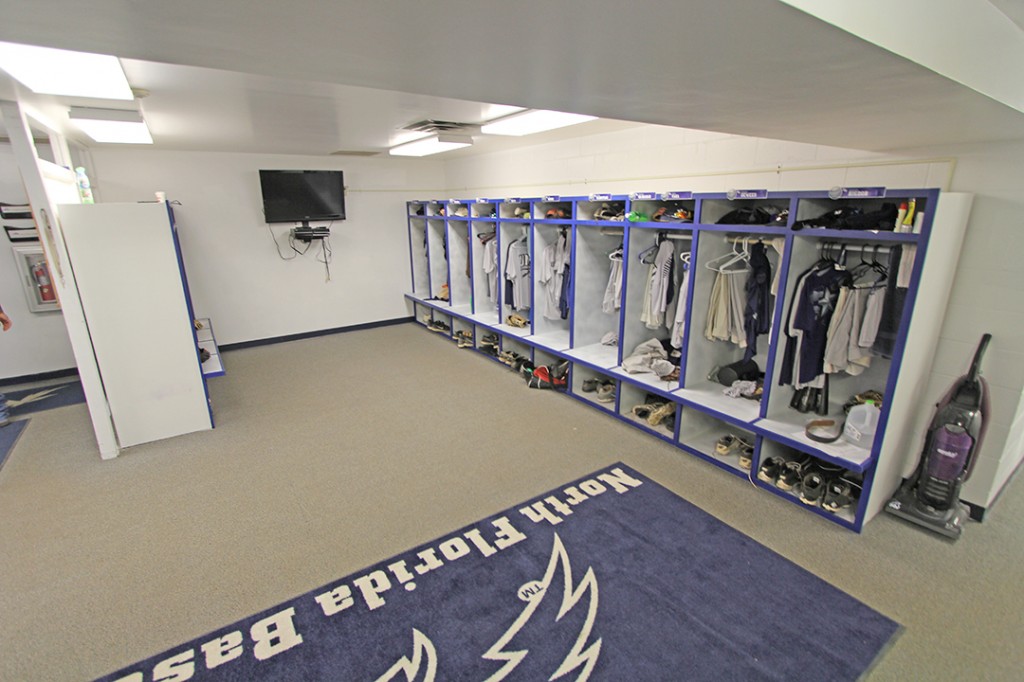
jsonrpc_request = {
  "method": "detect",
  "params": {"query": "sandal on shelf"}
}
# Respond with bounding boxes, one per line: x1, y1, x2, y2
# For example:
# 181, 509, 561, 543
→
799, 471, 828, 506
714, 434, 752, 462
506, 314, 529, 328
757, 456, 785, 485
776, 457, 810, 491
822, 477, 862, 514
737, 441, 755, 470
632, 403, 659, 420
715, 434, 740, 456
499, 351, 522, 365
646, 402, 676, 427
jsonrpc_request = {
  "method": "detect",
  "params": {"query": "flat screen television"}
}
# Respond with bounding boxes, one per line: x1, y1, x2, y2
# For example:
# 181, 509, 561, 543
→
259, 170, 346, 223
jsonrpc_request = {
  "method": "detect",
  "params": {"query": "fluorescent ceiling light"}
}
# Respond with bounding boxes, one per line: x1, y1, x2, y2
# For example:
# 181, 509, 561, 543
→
481, 109, 597, 136
389, 133, 473, 157
0, 41, 133, 100
68, 107, 153, 144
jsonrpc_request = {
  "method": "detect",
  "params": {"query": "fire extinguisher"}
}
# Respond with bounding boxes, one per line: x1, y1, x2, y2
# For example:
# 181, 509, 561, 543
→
32, 261, 56, 302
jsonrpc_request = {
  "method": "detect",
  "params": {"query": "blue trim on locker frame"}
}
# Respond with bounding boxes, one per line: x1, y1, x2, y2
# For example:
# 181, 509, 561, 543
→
404, 186, 941, 532
165, 203, 216, 425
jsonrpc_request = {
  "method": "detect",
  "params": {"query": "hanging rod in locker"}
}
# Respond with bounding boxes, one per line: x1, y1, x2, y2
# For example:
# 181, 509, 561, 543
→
816, 241, 905, 257
724, 235, 779, 244
723, 234, 902, 252
599, 228, 692, 240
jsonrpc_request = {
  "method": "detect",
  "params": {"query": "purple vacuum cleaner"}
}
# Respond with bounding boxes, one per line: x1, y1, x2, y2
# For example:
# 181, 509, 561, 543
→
886, 334, 991, 539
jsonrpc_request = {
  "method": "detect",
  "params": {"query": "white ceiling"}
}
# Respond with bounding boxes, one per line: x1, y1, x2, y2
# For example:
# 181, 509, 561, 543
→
1, 0, 1023, 157
992, 0, 1024, 29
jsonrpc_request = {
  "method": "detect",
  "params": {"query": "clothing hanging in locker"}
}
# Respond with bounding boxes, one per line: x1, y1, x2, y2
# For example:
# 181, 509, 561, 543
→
539, 228, 571, 320
603, 243, 624, 314
742, 241, 773, 361
557, 229, 572, 320
640, 235, 675, 330
504, 229, 531, 311
478, 230, 498, 301
870, 245, 907, 359
779, 242, 909, 389
704, 237, 775, 357
829, 243, 910, 373
704, 240, 752, 347
669, 252, 691, 349
779, 244, 851, 390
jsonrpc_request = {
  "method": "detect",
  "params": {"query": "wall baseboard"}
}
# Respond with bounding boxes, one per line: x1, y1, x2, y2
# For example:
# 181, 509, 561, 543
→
1, 318, 415, 386
966, 455, 1024, 523
0, 367, 79, 388
219, 316, 415, 352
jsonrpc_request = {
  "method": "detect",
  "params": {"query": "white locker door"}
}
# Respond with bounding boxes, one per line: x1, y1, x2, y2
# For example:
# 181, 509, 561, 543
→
59, 202, 212, 448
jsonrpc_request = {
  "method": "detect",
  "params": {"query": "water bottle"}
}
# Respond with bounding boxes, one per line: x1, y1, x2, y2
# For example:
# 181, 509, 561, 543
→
75, 166, 95, 204
843, 400, 881, 445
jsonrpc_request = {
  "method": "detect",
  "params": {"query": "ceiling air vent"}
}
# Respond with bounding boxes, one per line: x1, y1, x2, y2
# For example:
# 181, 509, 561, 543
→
329, 150, 381, 157
402, 119, 479, 134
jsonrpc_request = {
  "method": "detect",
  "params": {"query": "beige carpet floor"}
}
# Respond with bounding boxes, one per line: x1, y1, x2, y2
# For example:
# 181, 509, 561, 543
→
0, 322, 1021, 681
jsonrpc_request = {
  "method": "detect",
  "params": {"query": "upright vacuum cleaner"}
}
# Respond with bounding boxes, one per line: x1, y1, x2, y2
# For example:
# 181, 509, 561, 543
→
886, 334, 991, 539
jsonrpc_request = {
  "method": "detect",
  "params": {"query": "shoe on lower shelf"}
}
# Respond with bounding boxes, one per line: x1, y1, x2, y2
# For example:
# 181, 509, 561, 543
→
737, 441, 754, 471
821, 476, 862, 513
799, 471, 828, 506
427, 320, 450, 333
776, 457, 810, 491
632, 403, 658, 420
757, 456, 784, 485
506, 314, 529, 328
646, 402, 676, 426
715, 434, 741, 456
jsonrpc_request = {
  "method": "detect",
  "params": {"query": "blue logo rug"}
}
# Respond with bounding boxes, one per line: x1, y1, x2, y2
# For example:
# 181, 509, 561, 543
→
97, 464, 898, 681
6, 381, 86, 418
0, 418, 29, 474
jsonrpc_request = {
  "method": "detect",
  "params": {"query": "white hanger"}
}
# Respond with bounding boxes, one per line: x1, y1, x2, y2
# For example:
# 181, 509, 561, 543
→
637, 241, 659, 264
704, 237, 751, 272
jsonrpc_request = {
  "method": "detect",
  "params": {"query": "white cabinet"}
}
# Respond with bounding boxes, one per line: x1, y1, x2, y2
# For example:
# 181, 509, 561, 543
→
405, 189, 969, 531
58, 202, 214, 448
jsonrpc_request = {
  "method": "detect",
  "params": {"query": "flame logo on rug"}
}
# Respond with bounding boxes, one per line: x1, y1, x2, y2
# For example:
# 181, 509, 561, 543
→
375, 629, 438, 682
4, 385, 66, 408
378, 533, 600, 681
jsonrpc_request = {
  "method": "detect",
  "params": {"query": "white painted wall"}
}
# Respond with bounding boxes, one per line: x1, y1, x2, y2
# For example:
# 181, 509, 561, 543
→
85, 149, 446, 346
443, 124, 1024, 511
8, 124, 1021, 512
906, 139, 1024, 507
0, 144, 76, 379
